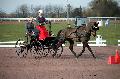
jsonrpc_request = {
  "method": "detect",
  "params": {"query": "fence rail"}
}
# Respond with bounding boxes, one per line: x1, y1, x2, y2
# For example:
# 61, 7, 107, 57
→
118, 40, 120, 46
0, 40, 107, 47
77, 40, 106, 47
0, 41, 24, 47
0, 35, 107, 47
0, 17, 120, 21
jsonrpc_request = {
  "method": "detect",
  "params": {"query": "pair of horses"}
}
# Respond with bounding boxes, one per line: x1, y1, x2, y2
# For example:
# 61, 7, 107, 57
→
56, 22, 99, 58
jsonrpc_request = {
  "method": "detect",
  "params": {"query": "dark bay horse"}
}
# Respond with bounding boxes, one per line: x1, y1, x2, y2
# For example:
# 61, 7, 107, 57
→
56, 22, 99, 58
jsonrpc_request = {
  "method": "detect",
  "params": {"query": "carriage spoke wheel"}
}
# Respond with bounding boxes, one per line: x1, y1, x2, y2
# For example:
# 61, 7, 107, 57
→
16, 46, 28, 58
57, 46, 63, 57
41, 48, 49, 57
30, 46, 42, 59
50, 49, 56, 57
15, 40, 28, 58
51, 45, 63, 58
55, 46, 63, 58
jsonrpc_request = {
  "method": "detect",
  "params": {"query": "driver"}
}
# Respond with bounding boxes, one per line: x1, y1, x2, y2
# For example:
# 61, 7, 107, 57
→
36, 10, 49, 40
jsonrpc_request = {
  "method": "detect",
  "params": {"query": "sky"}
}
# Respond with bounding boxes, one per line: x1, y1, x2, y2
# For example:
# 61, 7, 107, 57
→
0, 0, 92, 13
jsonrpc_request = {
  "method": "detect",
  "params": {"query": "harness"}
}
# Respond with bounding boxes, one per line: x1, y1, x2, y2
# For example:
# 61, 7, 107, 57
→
67, 26, 89, 38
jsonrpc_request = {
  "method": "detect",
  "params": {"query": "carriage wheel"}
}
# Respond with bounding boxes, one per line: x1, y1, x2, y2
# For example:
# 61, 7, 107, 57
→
16, 46, 28, 58
15, 39, 28, 58
41, 48, 49, 57
49, 49, 55, 57
55, 45, 63, 58
56, 45, 63, 57
51, 45, 63, 58
30, 46, 42, 59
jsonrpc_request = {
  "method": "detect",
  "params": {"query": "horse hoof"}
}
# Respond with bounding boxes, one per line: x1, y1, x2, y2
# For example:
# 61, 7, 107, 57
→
76, 55, 80, 58
77, 53, 82, 58
76, 56, 79, 59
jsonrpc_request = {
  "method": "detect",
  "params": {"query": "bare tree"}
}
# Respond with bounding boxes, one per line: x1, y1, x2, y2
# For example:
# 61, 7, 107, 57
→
0, 9, 6, 18
20, 4, 30, 17
45, 4, 53, 18
44, 4, 65, 18
53, 5, 62, 18
14, 4, 76, 18
15, 4, 30, 18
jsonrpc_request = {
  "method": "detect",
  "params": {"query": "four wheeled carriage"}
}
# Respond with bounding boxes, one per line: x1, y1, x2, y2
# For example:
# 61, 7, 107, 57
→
15, 31, 63, 58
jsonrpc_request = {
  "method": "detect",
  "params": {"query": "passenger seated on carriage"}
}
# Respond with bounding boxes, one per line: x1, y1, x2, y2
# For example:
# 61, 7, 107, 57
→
36, 10, 49, 40
25, 17, 35, 35
25, 17, 40, 42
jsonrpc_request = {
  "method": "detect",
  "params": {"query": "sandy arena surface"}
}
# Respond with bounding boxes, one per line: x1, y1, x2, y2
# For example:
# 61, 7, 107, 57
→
0, 46, 120, 79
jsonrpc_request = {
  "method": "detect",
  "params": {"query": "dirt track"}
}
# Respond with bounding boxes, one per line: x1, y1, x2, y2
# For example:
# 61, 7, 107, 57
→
0, 46, 120, 79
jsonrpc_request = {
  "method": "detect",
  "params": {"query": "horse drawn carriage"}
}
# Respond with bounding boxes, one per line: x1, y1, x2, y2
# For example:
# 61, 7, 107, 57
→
15, 16, 99, 59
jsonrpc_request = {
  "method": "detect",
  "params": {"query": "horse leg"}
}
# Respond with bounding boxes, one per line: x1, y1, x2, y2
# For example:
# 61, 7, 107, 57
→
86, 43, 96, 58
69, 44, 76, 57
77, 42, 86, 58
67, 38, 76, 57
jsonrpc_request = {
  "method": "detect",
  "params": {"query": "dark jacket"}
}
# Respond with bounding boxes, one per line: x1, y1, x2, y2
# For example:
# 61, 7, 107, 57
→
36, 16, 47, 25
26, 22, 34, 33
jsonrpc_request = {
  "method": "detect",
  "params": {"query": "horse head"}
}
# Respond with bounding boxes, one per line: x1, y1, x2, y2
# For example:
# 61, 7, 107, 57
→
90, 22, 99, 37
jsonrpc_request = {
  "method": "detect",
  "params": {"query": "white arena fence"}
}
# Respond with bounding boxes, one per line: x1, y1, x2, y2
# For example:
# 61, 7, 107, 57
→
0, 41, 24, 47
0, 35, 107, 47
0, 18, 74, 22
118, 40, 120, 46
0, 17, 120, 22
76, 40, 106, 47
2, 40, 120, 47
0, 40, 106, 48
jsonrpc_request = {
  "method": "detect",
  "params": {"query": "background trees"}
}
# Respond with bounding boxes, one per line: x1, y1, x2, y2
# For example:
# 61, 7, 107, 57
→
0, 9, 6, 18
71, 6, 82, 17
0, 0, 120, 18
15, 4, 30, 18
89, 0, 120, 17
